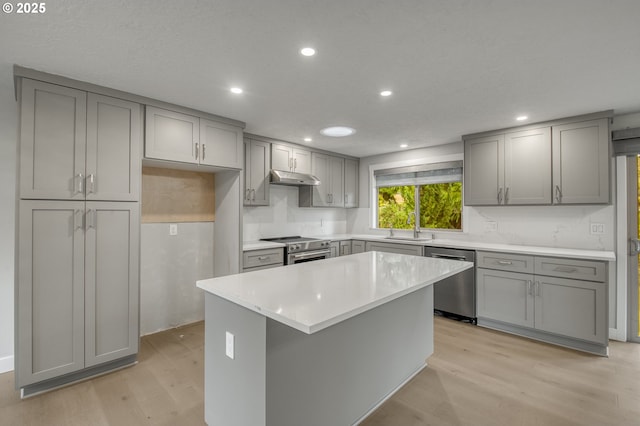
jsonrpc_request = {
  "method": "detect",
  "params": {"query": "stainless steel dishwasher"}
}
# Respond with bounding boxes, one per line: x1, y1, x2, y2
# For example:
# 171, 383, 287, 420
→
424, 246, 476, 324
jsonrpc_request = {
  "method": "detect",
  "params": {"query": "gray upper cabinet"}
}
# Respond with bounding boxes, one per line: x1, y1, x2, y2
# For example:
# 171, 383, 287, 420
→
464, 134, 503, 205
344, 158, 359, 208
464, 127, 551, 205
19, 80, 141, 202
145, 106, 243, 169
19, 79, 87, 200
504, 128, 552, 205
300, 153, 345, 207
199, 118, 243, 169
552, 118, 610, 204
271, 143, 311, 174
145, 106, 199, 164
244, 139, 270, 206
86, 93, 141, 201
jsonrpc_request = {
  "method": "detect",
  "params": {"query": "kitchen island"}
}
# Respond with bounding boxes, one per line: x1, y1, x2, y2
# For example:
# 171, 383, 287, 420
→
196, 251, 473, 426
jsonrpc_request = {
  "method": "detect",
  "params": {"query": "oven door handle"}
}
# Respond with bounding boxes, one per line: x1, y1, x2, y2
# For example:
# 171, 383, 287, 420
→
291, 249, 331, 260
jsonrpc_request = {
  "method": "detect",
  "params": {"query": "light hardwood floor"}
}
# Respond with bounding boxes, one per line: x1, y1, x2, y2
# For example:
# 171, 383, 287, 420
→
2, 318, 639, 425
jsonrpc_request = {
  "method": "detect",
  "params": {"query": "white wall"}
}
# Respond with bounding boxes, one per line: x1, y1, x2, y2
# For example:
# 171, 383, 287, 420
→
140, 222, 212, 335
243, 184, 347, 241
0, 64, 17, 373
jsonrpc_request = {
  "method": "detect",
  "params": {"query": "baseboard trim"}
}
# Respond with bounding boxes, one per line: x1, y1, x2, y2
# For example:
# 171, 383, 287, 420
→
0, 355, 14, 374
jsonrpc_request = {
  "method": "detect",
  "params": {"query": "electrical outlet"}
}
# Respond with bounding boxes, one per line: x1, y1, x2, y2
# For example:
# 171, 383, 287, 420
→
485, 221, 497, 232
225, 332, 234, 359
169, 223, 178, 236
590, 223, 605, 235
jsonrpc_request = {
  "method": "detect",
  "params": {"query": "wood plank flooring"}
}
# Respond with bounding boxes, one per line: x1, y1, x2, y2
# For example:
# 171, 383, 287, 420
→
2, 317, 639, 425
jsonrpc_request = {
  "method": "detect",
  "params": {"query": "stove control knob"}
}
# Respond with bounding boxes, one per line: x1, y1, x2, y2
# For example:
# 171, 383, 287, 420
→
294, 244, 300, 250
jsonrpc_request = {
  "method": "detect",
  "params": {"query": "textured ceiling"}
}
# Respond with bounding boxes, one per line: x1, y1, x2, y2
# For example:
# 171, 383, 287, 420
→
1, 0, 639, 157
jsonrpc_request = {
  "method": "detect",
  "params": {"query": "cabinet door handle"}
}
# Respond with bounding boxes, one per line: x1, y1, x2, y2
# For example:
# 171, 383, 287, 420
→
87, 174, 95, 194
195, 142, 199, 160
555, 185, 562, 203
294, 158, 297, 171
202, 143, 206, 160
289, 157, 293, 170
527, 280, 533, 296
497, 260, 513, 265
245, 189, 251, 201
76, 173, 84, 195
497, 187, 503, 204
505, 187, 510, 204
251, 189, 256, 201
74, 209, 83, 230
86, 209, 96, 229
535, 281, 541, 296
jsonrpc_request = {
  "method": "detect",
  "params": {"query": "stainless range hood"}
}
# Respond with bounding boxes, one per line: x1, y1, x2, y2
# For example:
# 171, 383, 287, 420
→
270, 169, 321, 186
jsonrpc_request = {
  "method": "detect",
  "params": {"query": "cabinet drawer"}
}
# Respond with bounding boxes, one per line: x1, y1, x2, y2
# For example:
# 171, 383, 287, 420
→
476, 251, 534, 273
535, 257, 606, 282
243, 248, 284, 269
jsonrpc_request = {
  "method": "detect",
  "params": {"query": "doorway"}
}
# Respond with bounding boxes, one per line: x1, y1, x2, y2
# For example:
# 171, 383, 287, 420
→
627, 155, 640, 342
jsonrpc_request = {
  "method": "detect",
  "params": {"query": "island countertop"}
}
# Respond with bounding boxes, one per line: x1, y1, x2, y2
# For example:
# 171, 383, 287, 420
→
196, 251, 473, 334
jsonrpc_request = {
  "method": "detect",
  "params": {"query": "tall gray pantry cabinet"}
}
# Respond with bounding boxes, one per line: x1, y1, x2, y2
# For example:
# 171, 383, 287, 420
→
16, 78, 141, 396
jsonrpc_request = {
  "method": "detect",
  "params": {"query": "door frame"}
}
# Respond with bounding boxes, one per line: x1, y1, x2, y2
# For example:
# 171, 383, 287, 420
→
626, 156, 640, 342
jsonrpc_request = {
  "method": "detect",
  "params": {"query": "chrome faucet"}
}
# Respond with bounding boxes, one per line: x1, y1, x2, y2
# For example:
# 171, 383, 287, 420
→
407, 212, 421, 238
388, 223, 394, 237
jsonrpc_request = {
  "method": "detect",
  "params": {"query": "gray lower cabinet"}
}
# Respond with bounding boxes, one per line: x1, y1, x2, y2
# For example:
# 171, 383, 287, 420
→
339, 240, 352, 256
364, 241, 423, 256
329, 241, 340, 258
17, 200, 140, 390
351, 240, 365, 254
20, 79, 141, 201
242, 248, 284, 272
244, 139, 270, 206
476, 251, 607, 354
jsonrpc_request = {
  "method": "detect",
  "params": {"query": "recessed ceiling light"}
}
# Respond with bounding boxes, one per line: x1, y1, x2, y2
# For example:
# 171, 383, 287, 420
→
230, 87, 243, 94
516, 115, 528, 121
304, 137, 312, 142
400, 143, 409, 148
320, 126, 356, 137
300, 47, 316, 57
380, 90, 393, 97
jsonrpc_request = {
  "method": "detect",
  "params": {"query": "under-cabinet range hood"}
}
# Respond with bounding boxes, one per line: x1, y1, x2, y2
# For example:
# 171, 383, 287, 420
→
270, 170, 321, 186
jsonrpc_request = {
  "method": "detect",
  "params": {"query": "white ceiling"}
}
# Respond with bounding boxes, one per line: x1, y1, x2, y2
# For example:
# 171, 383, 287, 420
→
2, 0, 639, 157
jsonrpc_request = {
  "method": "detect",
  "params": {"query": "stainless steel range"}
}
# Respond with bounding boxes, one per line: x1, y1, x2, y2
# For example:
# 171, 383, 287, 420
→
261, 236, 332, 265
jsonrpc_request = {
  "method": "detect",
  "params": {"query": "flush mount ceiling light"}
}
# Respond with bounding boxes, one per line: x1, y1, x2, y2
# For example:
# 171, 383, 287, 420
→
320, 126, 356, 137
230, 87, 243, 94
300, 47, 316, 56
304, 137, 312, 142
380, 90, 393, 97
399, 143, 409, 148
516, 115, 528, 121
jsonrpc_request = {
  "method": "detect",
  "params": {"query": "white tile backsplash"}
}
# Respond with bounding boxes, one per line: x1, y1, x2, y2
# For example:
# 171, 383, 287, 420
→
243, 185, 347, 240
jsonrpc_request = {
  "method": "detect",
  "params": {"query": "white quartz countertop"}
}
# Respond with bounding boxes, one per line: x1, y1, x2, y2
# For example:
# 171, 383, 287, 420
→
197, 251, 473, 334
305, 234, 615, 261
242, 240, 286, 251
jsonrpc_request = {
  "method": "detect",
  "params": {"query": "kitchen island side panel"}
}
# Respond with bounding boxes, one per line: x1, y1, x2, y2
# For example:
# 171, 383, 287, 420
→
265, 285, 434, 426
204, 293, 266, 426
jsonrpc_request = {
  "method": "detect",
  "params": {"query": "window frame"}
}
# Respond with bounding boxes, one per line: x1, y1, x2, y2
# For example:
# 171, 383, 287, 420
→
369, 154, 465, 233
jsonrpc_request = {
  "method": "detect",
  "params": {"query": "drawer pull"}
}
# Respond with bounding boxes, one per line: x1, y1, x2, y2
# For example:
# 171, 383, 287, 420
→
257, 256, 269, 261
553, 266, 578, 273
497, 260, 513, 265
